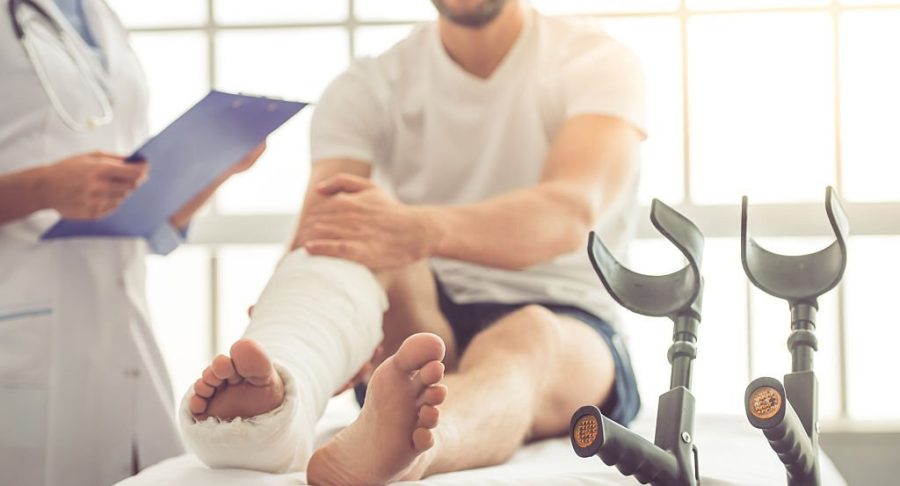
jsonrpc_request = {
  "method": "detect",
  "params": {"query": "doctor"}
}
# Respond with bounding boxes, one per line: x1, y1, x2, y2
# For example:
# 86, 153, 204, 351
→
0, 0, 263, 484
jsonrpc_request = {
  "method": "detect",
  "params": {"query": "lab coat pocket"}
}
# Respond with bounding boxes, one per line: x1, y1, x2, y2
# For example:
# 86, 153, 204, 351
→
0, 305, 53, 385
0, 306, 51, 484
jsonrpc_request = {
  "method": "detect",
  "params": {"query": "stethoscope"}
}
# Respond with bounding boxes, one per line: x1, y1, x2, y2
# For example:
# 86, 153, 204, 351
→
9, 0, 113, 131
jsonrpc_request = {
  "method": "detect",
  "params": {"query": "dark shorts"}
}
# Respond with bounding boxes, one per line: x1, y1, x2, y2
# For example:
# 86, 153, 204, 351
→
355, 279, 642, 427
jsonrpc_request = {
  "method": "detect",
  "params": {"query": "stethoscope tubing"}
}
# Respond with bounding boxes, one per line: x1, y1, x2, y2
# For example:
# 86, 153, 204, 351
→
9, 0, 114, 132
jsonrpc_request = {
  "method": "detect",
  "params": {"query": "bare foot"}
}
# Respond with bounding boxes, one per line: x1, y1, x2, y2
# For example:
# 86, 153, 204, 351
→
189, 338, 285, 421
308, 333, 447, 486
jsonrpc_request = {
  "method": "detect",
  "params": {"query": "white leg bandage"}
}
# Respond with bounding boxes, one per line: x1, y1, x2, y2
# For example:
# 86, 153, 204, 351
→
178, 250, 387, 473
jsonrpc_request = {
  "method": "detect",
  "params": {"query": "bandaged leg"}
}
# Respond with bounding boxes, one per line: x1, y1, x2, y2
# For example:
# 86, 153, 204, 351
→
178, 250, 387, 472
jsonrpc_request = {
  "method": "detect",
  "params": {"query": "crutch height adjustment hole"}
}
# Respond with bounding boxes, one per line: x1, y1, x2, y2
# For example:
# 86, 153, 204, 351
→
749, 386, 782, 420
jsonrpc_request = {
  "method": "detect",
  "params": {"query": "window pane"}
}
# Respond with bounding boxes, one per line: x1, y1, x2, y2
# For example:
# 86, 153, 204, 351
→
688, 13, 835, 204
690, 237, 749, 415
845, 236, 900, 420
216, 29, 349, 101
600, 17, 684, 204
623, 237, 747, 416
531, 0, 678, 14
355, 25, 415, 58
688, 0, 828, 10
215, 111, 312, 214
748, 237, 842, 420
129, 32, 209, 133
107, 0, 207, 28
146, 247, 211, 409
621, 238, 689, 418
840, 11, 900, 202
355, 0, 436, 21
215, 29, 349, 213
841, 0, 900, 4
216, 246, 284, 353
215, 0, 347, 24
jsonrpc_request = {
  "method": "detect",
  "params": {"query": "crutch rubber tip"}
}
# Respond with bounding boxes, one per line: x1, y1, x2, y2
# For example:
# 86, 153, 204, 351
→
745, 377, 786, 429
570, 405, 603, 457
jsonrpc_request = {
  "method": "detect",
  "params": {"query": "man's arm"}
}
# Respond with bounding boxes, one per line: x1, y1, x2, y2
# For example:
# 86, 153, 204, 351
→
301, 114, 640, 270
425, 114, 639, 269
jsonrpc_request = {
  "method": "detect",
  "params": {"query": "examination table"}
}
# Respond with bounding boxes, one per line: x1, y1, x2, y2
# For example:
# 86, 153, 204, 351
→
117, 394, 846, 486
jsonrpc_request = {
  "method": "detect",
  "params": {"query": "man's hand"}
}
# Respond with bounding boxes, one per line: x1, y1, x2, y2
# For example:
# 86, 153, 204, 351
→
298, 174, 438, 270
36, 152, 147, 220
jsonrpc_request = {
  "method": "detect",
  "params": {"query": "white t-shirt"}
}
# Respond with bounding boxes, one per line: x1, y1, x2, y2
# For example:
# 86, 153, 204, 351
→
310, 8, 645, 323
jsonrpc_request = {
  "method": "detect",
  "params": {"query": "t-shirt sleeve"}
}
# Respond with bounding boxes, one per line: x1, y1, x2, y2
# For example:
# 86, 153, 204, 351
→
561, 39, 647, 138
310, 61, 387, 164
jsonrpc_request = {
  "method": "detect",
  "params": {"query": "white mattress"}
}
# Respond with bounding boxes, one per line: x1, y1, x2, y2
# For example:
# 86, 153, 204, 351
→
118, 397, 846, 486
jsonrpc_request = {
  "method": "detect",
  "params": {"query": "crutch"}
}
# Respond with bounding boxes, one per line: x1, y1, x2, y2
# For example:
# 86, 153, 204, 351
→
570, 199, 704, 486
742, 186, 848, 486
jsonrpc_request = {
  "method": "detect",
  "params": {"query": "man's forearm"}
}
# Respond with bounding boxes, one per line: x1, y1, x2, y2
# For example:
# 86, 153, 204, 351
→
422, 181, 602, 270
0, 167, 47, 226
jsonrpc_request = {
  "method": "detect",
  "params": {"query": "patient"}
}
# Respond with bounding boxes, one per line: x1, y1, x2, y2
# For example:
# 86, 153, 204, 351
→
181, 0, 645, 484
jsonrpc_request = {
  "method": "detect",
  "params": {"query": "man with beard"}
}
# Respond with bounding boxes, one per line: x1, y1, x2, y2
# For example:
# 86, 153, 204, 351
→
180, 1, 646, 484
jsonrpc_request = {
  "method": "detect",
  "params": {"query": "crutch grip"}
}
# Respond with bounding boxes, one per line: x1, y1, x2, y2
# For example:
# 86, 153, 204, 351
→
745, 378, 816, 483
571, 405, 678, 484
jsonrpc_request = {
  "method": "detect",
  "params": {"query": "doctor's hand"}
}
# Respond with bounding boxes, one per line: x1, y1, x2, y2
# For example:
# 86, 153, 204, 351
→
226, 141, 267, 176
37, 152, 147, 220
298, 174, 439, 270
167, 141, 268, 231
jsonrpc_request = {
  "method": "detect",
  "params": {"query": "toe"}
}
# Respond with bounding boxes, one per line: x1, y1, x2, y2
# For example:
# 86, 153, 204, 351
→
231, 338, 276, 386
202, 366, 223, 388
393, 333, 446, 376
417, 384, 448, 407
412, 428, 435, 452
193, 378, 216, 398
189, 394, 208, 415
416, 405, 440, 429
414, 361, 445, 388
211, 354, 242, 385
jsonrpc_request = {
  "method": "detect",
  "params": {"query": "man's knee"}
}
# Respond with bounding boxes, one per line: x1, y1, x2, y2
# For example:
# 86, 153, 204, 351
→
376, 261, 435, 301
471, 305, 564, 361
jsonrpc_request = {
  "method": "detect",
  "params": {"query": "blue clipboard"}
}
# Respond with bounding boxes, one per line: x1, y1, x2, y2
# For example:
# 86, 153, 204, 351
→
42, 91, 308, 241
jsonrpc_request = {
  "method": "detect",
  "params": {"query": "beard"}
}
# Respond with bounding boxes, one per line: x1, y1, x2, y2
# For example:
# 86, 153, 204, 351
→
430, 0, 510, 28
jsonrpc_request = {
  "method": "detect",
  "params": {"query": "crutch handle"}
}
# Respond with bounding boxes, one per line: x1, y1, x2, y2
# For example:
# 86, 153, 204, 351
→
571, 406, 679, 484
746, 378, 817, 484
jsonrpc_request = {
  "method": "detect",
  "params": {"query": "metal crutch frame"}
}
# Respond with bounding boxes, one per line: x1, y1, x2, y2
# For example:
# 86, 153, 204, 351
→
570, 199, 704, 486
742, 186, 849, 486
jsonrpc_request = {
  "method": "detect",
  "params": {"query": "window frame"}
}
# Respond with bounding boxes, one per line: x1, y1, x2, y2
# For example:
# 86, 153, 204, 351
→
122, 0, 900, 428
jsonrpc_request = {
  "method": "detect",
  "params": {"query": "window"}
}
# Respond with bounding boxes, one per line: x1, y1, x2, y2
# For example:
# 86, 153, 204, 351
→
108, 0, 900, 424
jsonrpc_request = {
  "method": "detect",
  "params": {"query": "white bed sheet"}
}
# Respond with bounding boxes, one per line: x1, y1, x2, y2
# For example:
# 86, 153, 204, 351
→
118, 398, 846, 486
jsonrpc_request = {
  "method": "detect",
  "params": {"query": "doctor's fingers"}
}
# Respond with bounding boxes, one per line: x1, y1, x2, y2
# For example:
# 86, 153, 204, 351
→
98, 160, 148, 184
69, 200, 122, 220
90, 196, 128, 218
90, 185, 136, 200
93, 178, 145, 195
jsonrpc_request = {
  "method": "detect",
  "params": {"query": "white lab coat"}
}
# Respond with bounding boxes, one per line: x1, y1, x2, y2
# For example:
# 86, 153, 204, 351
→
0, 1, 183, 485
